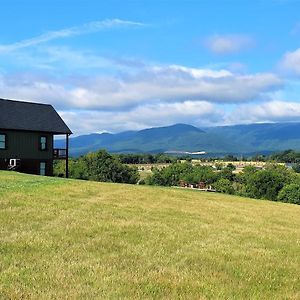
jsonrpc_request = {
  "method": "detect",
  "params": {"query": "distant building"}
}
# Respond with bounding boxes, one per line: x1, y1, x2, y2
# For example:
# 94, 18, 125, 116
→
0, 98, 72, 177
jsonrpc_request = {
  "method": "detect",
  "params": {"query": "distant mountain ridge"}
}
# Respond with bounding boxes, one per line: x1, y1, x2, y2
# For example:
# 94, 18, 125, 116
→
56, 122, 300, 157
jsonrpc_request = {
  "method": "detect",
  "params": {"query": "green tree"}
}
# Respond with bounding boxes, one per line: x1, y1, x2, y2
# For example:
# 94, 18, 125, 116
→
53, 158, 87, 179
226, 163, 236, 171
277, 184, 300, 205
245, 165, 292, 201
83, 150, 139, 184
214, 178, 235, 194
292, 163, 300, 173
223, 155, 238, 161
149, 162, 193, 186
148, 163, 218, 186
182, 166, 217, 185
218, 167, 235, 181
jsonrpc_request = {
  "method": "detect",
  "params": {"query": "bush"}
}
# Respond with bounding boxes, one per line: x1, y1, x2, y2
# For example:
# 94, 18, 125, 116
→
277, 184, 300, 205
214, 178, 235, 194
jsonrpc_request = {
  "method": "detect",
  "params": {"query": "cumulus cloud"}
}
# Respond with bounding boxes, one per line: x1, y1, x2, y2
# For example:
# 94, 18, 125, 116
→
280, 48, 300, 75
0, 53, 285, 134
225, 100, 300, 124
59, 100, 221, 134
205, 34, 254, 54
0, 73, 72, 108
0, 65, 283, 110
0, 19, 144, 53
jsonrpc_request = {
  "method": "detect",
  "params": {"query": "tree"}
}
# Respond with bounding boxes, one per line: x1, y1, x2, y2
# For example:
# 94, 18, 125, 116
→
277, 184, 300, 205
182, 166, 217, 184
53, 158, 87, 179
292, 163, 300, 173
252, 154, 267, 162
149, 162, 193, 186
81, 150, 139, 184
269, 150, 300, 163
223, 155, 238, 161
244, 165, 292, 201
226, 163, 236, 171
218, 167, 235, 181
214, 178, 235, 194
215, 163, 224, 170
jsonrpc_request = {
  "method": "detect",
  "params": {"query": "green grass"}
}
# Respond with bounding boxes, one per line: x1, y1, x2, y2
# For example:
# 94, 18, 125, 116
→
0, 171, 299, 299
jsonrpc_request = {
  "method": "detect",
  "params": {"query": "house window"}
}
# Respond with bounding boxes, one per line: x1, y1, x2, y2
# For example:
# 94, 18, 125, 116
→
0, 134, 6, 150
40, 136, 47, 151
40, 162, 46, 176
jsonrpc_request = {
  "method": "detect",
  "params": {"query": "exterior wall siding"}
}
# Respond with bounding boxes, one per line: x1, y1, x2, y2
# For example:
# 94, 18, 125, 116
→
0, 130, 53, 159
0, 130, 54, 176
0, 158, 53, 176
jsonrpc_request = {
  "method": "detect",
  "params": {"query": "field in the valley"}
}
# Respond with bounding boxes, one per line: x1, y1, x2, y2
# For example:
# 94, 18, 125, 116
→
0, 171, 299, 299
133, 160, 272, 179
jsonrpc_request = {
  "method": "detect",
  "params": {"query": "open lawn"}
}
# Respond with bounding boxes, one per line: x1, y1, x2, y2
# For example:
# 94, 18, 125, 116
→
0, 171, 299, 299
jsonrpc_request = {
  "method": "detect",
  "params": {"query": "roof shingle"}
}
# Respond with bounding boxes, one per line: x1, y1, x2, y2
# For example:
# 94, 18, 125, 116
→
0, 98, 72, 134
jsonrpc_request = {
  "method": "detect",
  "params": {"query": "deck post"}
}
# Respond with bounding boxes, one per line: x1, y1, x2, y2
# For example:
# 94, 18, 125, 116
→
66, 134, 69, 178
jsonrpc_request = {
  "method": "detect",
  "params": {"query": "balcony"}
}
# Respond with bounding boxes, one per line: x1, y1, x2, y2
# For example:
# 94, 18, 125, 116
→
53, 148, 67, 159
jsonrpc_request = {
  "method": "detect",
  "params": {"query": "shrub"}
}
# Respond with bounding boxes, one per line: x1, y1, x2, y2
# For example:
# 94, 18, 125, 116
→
277, 184, 300, 205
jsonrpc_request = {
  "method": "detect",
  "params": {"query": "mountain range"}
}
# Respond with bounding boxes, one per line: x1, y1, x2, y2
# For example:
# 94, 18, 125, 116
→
56, 122, 300, 157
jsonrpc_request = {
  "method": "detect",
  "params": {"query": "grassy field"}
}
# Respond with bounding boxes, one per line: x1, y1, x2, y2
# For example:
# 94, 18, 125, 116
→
0, 171, 299, 299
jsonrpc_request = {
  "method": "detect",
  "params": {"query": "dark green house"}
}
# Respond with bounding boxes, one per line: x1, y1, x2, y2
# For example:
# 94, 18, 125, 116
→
0, 98, 72, 177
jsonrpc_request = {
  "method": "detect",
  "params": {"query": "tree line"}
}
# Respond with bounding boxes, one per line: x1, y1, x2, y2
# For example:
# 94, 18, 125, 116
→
146, 162, 300, 205
116, 153, 177, 164
54, 149, 300, 205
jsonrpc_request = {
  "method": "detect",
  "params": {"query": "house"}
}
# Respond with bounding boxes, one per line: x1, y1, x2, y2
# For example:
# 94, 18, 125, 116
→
0, 98, 72, 177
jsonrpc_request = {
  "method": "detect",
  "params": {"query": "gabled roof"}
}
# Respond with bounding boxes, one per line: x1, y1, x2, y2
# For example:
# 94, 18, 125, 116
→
0, 98, 72, 134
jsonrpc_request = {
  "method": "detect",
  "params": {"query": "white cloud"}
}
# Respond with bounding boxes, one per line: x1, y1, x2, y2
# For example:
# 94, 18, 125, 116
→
280, 48, 300, 75
0, 59, 285, 135
0, 65, 282, 111
225, 100, 300, 124
59, 100, 221, 134
0, 73, 72, 108
205, 34, 254, 54
0, 19, 144, 53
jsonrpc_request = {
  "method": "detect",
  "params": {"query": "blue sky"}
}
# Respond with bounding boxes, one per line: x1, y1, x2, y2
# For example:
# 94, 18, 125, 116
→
1, 0, 300, 134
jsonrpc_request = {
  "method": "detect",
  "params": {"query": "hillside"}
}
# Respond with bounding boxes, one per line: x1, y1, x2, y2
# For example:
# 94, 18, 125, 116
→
57, 122, 300, 156
0, 171, 299, 299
